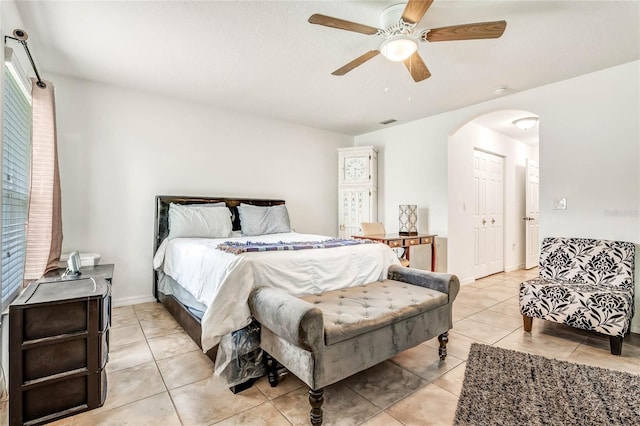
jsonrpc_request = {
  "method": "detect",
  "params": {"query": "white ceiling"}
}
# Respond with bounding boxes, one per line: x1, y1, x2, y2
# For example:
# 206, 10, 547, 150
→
13, 1, 640, 136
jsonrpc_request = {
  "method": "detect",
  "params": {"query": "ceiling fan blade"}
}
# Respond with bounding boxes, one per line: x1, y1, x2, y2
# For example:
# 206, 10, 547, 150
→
401, 0, 434, 25
309, 14, 379, 35
332, 50, 380, 76
403, 52, 431, 82
426, 20, 507, 42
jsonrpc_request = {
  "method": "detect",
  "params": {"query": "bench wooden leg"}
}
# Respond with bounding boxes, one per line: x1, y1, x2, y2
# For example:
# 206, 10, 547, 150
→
309, 388, 324, 425
523, 315, 533, 332
264, 353, 279, 387
438, 332, 449, 360
610, 336, 623, 356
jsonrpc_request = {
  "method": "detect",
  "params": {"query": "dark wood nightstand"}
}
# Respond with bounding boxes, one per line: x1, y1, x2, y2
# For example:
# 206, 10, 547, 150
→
9, 265, 113, 425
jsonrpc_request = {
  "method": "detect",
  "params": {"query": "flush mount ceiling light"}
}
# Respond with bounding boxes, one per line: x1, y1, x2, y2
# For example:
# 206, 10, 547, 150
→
493, 86, 508, 95
380, 34, 418, 62
513, 117, 539, 130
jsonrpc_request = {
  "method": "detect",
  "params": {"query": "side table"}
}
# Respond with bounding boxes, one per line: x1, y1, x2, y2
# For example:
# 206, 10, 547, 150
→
352, 234, 437, 271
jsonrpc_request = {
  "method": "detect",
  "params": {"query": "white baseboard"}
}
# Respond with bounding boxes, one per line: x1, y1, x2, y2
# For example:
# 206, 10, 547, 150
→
459, 277, 475, 285
112, 295, 156, 307
505, 263, 525, 272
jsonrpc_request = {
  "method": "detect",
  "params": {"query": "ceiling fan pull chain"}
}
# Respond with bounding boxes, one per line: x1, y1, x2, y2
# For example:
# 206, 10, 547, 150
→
385, 58, 390, 92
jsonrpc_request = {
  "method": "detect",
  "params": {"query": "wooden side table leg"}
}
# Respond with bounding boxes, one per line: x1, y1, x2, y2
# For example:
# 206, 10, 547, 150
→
431, 241, 437, 272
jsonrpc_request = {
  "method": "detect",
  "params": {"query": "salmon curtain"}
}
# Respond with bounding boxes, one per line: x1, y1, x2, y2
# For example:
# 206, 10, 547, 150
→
23, 78, 62, 282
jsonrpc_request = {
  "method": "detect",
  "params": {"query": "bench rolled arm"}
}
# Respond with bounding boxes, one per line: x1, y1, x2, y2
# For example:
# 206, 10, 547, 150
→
388, 265, 460, 302
249, 287, 324, 351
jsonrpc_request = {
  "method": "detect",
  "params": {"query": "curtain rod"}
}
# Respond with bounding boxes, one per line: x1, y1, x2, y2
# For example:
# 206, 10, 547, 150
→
4, 29, 46, 89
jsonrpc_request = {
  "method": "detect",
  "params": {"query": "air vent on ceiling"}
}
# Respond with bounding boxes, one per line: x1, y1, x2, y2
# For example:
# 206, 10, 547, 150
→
379, 119, 397, 125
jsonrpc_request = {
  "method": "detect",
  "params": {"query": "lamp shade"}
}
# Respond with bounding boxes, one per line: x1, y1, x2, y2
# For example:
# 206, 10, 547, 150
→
399, 205, 418, 235
380, 35, 418, 62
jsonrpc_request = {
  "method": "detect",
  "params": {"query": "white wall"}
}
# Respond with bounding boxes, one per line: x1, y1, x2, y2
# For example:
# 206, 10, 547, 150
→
51, 74, 352, 306
355, 60, 640, 329
448, 121, 538, 284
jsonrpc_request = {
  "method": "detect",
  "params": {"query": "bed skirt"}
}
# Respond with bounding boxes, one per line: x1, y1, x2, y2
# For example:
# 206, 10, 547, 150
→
156, 272, 265, 389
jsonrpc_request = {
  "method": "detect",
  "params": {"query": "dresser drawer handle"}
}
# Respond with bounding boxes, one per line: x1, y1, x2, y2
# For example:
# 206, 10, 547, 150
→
389, 241, 401, 247
407, 239, 419, 245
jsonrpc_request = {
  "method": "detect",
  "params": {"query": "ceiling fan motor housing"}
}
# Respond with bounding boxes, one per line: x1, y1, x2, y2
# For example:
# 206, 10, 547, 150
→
380, 3, 413, 35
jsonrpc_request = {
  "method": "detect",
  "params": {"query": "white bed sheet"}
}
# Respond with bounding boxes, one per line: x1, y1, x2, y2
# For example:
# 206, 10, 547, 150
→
153, 232, 399, 351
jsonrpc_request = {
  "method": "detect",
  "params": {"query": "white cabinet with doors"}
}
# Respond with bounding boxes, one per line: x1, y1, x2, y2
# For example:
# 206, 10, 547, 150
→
338, 147, 378, 238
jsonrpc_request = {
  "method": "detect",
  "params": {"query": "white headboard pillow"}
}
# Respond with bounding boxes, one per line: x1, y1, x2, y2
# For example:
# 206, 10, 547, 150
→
168, 203, 232, 239
238, 203, 291, 236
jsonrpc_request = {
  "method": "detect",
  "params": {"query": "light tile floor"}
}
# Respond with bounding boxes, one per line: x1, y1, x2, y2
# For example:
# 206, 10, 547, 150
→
3, 268, 640, 425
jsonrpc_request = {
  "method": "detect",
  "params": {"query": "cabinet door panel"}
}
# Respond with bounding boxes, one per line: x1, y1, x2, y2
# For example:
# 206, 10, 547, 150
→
338, 187, 376, 238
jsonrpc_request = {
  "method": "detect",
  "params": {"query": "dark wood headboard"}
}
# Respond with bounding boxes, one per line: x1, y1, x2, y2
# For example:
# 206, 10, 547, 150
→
153, 196, 285, 299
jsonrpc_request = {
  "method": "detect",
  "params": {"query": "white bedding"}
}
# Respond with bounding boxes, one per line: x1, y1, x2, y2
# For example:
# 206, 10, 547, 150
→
153, 232, 399, 351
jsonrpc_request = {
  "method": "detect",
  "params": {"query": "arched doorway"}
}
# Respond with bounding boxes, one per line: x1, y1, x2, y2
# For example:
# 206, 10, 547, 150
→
447, 109, 539, 284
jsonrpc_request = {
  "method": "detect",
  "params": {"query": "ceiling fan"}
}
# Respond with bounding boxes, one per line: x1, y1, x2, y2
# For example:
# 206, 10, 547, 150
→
308, 0, 506, 82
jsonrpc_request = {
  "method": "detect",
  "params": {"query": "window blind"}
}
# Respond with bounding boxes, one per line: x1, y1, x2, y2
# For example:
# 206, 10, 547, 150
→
2, 65, 31, 309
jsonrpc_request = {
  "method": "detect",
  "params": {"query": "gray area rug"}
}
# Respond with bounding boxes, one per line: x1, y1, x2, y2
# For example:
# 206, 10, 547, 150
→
454, 343, 640, 425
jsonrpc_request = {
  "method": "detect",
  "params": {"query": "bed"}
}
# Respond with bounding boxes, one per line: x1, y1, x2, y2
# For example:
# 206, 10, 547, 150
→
152, 196, 399, 383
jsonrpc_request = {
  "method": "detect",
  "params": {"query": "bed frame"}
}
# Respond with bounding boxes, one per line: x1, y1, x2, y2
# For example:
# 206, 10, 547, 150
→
153, 196, 285, 362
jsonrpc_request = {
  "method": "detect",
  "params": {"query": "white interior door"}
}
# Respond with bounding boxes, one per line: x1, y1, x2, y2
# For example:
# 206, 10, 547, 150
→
524, 158, 540, 269
473, 150, 504, 278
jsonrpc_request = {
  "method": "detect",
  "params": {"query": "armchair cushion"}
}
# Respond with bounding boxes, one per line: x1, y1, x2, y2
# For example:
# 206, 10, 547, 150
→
520, 279, 634, 337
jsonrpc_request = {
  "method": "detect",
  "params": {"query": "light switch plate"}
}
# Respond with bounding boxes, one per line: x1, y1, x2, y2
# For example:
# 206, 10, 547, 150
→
553, 198, 567, 210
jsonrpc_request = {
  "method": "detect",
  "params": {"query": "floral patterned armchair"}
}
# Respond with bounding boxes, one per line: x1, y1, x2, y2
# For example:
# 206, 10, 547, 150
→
519, 237, 636, 355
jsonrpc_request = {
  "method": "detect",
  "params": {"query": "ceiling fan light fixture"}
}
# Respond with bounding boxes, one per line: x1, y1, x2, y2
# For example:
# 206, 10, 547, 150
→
380, 35, 418, 62
513, 117, 539, 130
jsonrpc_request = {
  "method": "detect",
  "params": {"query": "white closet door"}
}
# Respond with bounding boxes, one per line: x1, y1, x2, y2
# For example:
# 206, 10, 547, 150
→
473, 150, 504, 279
525, 158, 540, 269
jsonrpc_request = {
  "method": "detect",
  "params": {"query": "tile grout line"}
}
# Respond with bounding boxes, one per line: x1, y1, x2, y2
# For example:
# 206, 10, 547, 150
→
134, 303, 186, 426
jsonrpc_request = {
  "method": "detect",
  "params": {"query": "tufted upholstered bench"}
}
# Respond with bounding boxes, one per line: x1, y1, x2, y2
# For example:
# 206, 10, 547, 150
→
249, 265, 459, 425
